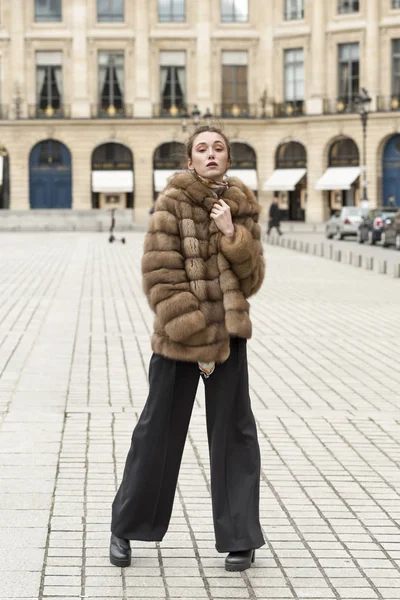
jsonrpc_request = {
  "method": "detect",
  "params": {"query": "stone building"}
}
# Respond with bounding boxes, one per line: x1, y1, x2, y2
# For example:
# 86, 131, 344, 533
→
1, 0, 400, 222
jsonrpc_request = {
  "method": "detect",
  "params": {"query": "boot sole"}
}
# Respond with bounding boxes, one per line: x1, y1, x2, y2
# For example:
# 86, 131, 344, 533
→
225, 550, 255, 572
110, 552, 131, 568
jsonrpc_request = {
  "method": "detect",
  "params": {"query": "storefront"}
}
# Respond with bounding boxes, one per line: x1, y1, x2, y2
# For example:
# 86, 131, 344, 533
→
91, 142, 134, 209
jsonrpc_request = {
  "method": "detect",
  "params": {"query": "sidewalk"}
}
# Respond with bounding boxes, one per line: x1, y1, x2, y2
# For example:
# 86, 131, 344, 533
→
1, 232, 400, 600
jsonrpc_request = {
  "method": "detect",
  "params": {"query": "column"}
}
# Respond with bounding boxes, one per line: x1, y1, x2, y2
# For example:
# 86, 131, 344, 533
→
71, 0, 90, 118
10, 0, 26, 120
196, 2, 212, 113
307, 0, 325, 115
134, 0, 152, 117
365, 0, 379, 111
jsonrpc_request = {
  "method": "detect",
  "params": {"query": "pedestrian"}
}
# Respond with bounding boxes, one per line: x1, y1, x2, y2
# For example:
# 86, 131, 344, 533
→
267, 195, 282, 236
110, 125, 266, 572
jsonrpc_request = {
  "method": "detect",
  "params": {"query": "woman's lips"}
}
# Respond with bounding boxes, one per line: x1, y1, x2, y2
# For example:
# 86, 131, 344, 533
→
207, 162, 218, 167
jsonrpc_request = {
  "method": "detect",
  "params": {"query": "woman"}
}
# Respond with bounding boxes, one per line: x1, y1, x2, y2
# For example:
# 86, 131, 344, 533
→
110, 125, 265, 572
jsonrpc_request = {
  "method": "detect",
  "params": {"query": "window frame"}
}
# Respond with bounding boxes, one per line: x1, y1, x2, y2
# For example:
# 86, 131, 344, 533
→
221, 0, 249, 24
337, 0, 360, 15
97, 0, 124, 23
160, 65, 186, 115
284, 48, 305, 102
284, 0, 304, 21
338, 42, 360, 103
35, 0, 62, 22
158, 0, 186, 23
393, 0, 400, 10
392, 39, 400, 96
98, 51, 125, 115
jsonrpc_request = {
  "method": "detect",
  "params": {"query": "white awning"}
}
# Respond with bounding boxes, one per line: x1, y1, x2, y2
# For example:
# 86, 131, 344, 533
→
315, 167, 361, 191
263, 168, 306, 192
92, 170, 134, 193
154, 170, 183, 192
227, 169, 258, 191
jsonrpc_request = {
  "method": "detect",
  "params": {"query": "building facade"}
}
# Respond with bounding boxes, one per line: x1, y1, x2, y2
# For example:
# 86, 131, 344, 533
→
1, 0, 400, 221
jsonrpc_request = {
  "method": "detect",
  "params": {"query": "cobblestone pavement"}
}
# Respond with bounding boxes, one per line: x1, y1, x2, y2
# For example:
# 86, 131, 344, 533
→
1, 232, 400, 600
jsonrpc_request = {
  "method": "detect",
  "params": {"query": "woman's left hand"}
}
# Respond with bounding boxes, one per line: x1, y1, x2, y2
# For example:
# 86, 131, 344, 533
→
210, 199, 235, 237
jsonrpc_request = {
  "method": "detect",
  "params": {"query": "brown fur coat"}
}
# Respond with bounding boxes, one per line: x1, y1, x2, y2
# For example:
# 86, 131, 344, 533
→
142, 171, 265, 363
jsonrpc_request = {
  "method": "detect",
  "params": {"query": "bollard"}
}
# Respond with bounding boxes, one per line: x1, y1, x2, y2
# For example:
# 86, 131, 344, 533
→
378, 260, 387, 275
305, 242, 309, 254
328, 244, 333, 259
334, 249, 341, 262
393, 264, 400, 278
364, 257, 373, 270
298, 241, 303, 252
320, 243, 325, 257
313, 243, 317, 256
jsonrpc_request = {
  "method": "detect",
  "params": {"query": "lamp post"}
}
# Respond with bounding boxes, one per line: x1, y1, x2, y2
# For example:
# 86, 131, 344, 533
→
355, 87, 372, 209
181, 105, 213, 132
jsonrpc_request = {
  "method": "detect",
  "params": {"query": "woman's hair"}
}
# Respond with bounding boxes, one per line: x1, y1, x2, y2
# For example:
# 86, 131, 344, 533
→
186, 125, 232, 162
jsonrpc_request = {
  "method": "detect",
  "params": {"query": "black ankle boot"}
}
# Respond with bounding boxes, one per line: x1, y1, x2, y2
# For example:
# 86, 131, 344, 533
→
225, 549, 255, 572
110, 533, 131, 567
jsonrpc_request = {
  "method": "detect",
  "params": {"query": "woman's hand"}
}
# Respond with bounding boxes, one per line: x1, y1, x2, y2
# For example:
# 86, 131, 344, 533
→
210, 199, 235, 237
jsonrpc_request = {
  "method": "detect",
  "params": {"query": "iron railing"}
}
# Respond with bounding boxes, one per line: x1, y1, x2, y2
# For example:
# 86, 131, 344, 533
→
323, 97, 359, 114
377, 95, 400, 112
28, 105, 70, 119
273, 101, 305, 118
91, 104, 133, 118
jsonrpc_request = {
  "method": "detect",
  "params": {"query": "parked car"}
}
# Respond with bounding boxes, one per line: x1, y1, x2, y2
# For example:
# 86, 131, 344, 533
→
357, 207, 398, 245
380, 209, 400, 250
325, 207, 367, 240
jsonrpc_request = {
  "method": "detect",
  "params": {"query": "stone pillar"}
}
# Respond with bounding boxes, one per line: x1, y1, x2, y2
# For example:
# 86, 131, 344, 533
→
71, 0, 90, 118
196, 2, 212, 113
307, 0, 325, 115
365, 0, 379, 111
134, 0, 152, 117
10, 0, 26, 120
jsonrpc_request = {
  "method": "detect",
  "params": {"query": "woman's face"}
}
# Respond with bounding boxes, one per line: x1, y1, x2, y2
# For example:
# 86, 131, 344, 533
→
188, 132, 230, 180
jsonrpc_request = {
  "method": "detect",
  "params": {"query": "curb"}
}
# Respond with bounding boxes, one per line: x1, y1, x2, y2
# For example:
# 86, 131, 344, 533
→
264, 234, 400, 279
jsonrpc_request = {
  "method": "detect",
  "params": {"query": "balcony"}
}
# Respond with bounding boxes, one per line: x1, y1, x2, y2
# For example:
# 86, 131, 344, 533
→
273, 101, 305, 118
28, 105, 70, 119
91, 104, 133, 118
377, 95, 400, 112
153, 104, 193, 118
323, 98, 359, 114
214, 104, 261, 118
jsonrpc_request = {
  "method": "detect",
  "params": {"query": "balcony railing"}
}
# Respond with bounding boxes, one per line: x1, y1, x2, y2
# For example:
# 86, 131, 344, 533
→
273, 100, 305, 118
0, 105, 9, 119
284, 9, 304, 20
153, 104, 192, 118
323, 98, 359, 114
91, 104, 133, 118
28, 105, 70, 119
214, 104, 261, 118
377, 95, 400, 112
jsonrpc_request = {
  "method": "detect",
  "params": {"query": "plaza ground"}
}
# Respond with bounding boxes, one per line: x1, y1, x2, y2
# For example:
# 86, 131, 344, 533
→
1, 232, 400, 600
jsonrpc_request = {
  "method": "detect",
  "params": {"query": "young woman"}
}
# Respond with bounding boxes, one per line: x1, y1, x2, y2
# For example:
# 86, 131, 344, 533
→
110, 125, 265, 572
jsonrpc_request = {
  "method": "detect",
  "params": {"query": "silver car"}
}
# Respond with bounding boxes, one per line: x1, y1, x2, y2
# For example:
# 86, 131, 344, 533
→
325, 207, 367, 240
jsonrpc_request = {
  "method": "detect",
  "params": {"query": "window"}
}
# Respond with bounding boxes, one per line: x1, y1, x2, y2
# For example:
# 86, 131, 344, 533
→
393, 0, 400, 8
285, 0, 304, 20
221, 0, 248, 23
393, 40, 400, 96
158, 0, 185, 22
98, 52, 125, 116
36, 52, 63, 117
35, 0, 62, 22
284, 48, 304, 101
97, 0, 124, 22
160, 52, 186, 116
329, 138, 359, 166
222, 51, 248, 116
338, 43, 359, 103
338, 0, 359, 14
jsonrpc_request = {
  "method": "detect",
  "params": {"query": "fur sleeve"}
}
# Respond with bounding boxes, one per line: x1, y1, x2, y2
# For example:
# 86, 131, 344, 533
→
219, 190, 265, 298
142, 193, 206, 342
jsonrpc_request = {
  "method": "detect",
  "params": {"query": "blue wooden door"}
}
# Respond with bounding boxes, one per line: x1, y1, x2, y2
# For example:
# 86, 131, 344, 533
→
30, 140, 72, 209
383, 135, 400, 208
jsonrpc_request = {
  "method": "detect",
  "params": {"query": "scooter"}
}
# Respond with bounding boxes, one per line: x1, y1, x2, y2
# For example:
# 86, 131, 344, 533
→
109, 208, 126, 244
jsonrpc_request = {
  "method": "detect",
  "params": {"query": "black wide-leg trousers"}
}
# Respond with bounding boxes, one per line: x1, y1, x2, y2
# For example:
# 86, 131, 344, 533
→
111, 337, 265, 553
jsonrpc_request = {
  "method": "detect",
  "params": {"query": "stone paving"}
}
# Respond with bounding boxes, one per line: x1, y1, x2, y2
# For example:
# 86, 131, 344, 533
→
1, 232, 400, 600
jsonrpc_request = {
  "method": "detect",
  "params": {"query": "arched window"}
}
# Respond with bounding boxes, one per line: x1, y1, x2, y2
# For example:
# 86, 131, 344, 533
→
230, 142, 256, 169
153, 142, 185, 170
92, 142, 133, 170
276, 141, 307, 168
91, 142, 134, 209
329, 138, 359, 167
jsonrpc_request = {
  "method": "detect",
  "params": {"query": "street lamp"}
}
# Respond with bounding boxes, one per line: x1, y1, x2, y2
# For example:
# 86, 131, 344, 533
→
354, 87, 372, 209
180, 105, 214, 132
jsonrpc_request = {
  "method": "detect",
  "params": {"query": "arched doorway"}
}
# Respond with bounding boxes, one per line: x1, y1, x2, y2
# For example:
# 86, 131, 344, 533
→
29, 140, 72, 209
0, 145, 10, 209
383, 135, 400, 207
91, 143, 134, 209
228, 142, 258, 195
316, 137, 360, 215
264, 141, 307, 221
153, 142, 185, 201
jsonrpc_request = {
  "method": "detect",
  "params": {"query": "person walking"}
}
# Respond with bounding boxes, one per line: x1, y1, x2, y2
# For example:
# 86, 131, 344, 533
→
267, 195, 282, 236
110, 125, 265, 572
